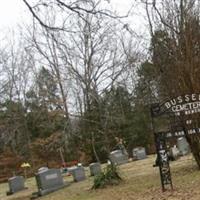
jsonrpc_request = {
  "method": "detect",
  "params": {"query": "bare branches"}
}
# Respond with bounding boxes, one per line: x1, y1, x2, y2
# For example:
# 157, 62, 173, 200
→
23, 0, 64, 31
56, 0, 130, 18
22, 0, 132, 31
152, 1, 179, 34
144, 0, 154, 38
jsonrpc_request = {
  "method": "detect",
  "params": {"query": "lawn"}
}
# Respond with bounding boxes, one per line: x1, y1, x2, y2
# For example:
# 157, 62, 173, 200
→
1, 154, 200, 200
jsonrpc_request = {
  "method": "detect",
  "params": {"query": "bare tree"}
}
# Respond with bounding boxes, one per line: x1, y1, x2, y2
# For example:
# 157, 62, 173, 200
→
23, 21, 73, 158
21, 0, 139, 162
0, 32, 35, 160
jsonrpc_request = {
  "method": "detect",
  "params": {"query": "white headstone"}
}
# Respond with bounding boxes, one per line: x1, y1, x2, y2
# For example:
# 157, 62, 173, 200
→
169, 145, 180, 160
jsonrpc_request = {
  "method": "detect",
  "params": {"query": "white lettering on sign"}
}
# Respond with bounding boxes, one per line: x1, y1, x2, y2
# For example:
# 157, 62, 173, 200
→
165, 102, 171, 109
163, 94, 200, 115
45, 173, 58, 180
164, 129, 200, 138
171, 101, 200, 112
164, 94, 200, 109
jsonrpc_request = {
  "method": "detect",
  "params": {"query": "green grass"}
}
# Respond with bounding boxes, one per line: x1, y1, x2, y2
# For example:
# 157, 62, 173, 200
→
1, 154, 200, 200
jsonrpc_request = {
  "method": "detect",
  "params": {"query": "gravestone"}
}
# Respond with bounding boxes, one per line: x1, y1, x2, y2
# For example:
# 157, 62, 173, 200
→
109, 150, 128, 165
89, 163, 101, 176
177, 137, 190, 155
34, 168, 68, 196
68, 166, 86, 182
132, 147, 147, 160
38, 167, 48, 172
7, 176, 26, 195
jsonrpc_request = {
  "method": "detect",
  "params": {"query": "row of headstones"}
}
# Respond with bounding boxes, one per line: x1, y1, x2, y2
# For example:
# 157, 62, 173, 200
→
7, 148, 147, 197
110, 147, 147, 165
7, 163, 101, 197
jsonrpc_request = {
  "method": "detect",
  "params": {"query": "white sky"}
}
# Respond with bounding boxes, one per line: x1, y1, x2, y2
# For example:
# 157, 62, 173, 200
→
0, 0, 25, 28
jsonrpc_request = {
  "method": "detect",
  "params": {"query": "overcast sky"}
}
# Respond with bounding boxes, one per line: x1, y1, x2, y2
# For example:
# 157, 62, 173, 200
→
0, 1, 24, 28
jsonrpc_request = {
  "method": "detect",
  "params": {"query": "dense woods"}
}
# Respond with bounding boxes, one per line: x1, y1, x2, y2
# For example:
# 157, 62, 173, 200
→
0, 0, 200, 180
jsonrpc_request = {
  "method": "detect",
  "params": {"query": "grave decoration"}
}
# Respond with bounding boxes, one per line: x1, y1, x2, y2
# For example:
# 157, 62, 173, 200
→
7, 176, 26, 195
151, 93, 200, 191
109, 150, 128, 165
32, 168, 69, 197
21, 162, 31, 179
68, 165, 86, 182
89, 162, 101, 176
169, 145, 180, 160
92, 163, 122, 189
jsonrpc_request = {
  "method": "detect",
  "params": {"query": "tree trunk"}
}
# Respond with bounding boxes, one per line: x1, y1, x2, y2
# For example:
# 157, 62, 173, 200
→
91, 132, 100, 163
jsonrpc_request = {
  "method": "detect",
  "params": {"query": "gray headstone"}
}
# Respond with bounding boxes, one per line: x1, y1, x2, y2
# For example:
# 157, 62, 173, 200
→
109, 150, 129, 165
89, 163, 101, 176
7, 176, 25, 195
177, 137, 190, 156
35, 168, 67, 196
133, 147, 147, 160
68, 166, 86, 182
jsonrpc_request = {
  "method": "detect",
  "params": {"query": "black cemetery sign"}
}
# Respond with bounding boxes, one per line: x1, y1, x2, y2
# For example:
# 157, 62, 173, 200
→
151, 93, 200, 191
151, 93, 200, 117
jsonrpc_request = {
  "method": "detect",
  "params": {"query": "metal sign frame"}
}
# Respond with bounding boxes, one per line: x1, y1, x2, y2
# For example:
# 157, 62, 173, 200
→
151, 93, 200, 191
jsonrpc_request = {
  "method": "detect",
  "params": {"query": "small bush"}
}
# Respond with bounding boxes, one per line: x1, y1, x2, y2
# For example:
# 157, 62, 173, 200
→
92, 164, 122, 189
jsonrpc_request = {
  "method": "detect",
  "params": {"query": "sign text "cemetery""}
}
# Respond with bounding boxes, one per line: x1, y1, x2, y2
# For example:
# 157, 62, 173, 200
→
164, 94, 200, 115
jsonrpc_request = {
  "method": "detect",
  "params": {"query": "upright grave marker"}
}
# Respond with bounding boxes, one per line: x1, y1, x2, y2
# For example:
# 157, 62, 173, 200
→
89, 163, 101, 176
34, 168, 68, 196
68, 166, 86, 182
7, 176, 26, 195
177, 137, 190, 155
109, 150, 128, 165
132, 147, 147, 160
